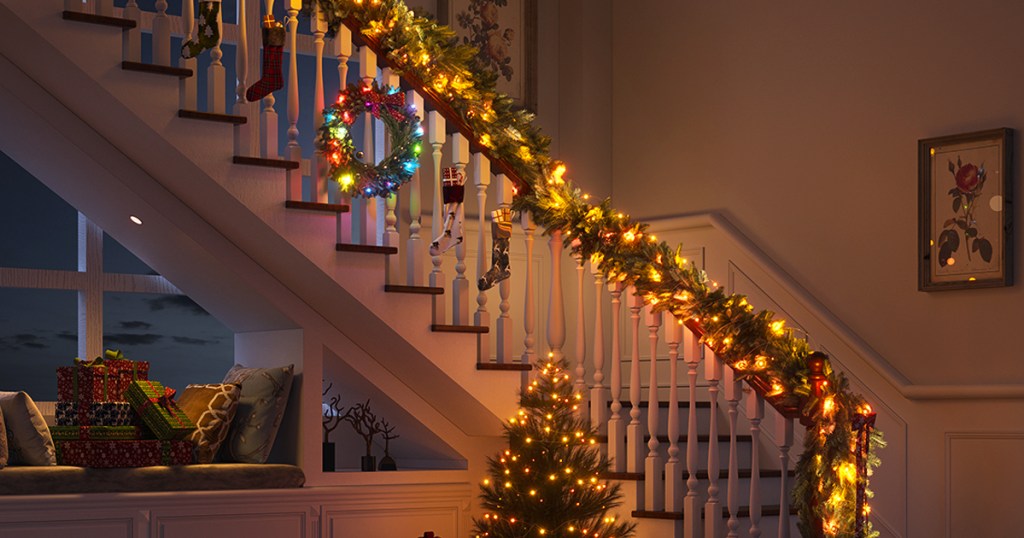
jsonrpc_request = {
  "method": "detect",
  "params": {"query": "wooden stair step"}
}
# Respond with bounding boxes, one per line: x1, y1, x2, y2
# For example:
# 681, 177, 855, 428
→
335, 243, 398, 255
62, 11, 135, 29
631, 504, 797, 520
121, 61, 192, 78
430, 324, 488, 334
178, 109, 247, 124
384, 285, 444, 295
284, 201, 349, 213
476, 362, 532, 371
601, 471, 644, 481
234, 156, 299, 170
595, 434, 753, 444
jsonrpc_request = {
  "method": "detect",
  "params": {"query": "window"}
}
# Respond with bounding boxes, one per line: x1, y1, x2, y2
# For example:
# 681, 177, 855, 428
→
0, 151, 232, 398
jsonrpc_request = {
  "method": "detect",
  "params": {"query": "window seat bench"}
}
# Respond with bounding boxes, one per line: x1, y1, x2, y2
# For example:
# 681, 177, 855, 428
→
0, 463, 305, 495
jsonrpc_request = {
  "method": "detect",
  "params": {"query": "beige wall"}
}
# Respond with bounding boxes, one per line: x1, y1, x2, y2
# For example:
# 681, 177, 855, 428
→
610, 1, 1024, 386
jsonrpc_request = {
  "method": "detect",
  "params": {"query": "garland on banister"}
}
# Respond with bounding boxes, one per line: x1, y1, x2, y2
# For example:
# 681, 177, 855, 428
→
308, 1, 884, 536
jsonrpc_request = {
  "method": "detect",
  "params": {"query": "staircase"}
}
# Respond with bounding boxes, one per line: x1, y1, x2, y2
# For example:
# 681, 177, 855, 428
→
0, 1, 831, 536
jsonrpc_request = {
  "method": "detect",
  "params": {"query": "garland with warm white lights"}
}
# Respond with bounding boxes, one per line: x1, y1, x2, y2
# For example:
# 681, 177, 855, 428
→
315, 81, 423, 198
308, 1, 884, 535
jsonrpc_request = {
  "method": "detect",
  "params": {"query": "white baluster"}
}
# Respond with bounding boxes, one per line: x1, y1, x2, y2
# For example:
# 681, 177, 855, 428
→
427, 111, 446, 323
122, 0, 141, 63
644, 304, 663, 511
351, 46, 378, 244
573, 253, 586, 409
724, 366, 743, 537
284, 0, 301, 200
472, 152, 491, 358
450, 134, 470, 325
626, 289, 643, 475
333, 26, 352, 239
705, 351, 723, 538
94, 0, 113, 16
406, 90, 426, 286
494, 175, 514, 363
683, 328, 702, 538
179, 0, 197, 110
311, 2, 327, 202
590, 260, 607, 435
547, 229, 566, 362
664, 314, 682, 512
777, 414, 794, 538
381, 68, 401, 283
152, 0, 170, 66
207, 0, 226, 114
234, 0, 251, 157
606, 281, 625, 472
520, 211, 537, 365
748, 392, 765, 538
261, 0, 279, 158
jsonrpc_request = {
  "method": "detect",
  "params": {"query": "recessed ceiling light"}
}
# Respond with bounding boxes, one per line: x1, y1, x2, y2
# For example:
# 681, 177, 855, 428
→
130, 215, 143, 225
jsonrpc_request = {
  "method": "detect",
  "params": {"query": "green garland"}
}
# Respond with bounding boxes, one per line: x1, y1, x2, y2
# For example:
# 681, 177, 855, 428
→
316, 81, 423, 198
308, 1, 884, 535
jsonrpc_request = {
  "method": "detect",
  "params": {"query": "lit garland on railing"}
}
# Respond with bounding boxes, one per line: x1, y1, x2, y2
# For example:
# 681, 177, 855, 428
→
308, 1, 884, 535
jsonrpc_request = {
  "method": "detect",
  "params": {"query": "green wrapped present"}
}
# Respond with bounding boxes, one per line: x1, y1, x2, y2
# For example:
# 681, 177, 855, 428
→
49, 425, 145, 441
126, 380, 196, 440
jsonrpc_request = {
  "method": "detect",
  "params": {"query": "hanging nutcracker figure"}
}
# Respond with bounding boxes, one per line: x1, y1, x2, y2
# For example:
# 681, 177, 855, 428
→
478, 207, 513, 290
429, 167, 466, 255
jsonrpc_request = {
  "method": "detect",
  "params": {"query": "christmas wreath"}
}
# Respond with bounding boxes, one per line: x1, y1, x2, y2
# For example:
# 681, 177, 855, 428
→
317, 81, 423, 198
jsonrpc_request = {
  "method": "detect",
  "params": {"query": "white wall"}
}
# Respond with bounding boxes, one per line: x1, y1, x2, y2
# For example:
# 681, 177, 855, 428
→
610, 1, 1024, 387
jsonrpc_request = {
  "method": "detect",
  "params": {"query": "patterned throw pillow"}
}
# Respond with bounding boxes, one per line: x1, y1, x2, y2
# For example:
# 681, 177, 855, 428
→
0, 404, 8, 469
221, 365, 294, 464
177, 383, 241, 464
0, 391, 56, 466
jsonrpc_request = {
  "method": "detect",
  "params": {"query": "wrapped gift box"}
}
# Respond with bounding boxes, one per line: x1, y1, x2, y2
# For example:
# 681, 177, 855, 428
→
126, 380, 196, 440
55, 439, 193, 467
55, 401, 138, 426
56, 351, 149, 403
49, 425, 146, 441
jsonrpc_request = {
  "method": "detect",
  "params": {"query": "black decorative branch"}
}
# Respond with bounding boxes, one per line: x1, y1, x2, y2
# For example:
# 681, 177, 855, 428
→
322, 381, 347, 443
343, 400, 384, 456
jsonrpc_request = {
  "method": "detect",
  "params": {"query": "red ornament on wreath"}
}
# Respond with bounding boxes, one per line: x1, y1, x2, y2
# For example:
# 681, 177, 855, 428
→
316, 81, 423, 198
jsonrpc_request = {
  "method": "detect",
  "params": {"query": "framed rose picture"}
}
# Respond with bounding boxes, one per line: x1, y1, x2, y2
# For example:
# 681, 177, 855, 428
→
918, 128, 1014, 291
439, 0, 538, 111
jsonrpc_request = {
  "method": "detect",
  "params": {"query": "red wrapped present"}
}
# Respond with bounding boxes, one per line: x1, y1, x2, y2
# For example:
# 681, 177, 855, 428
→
56, 350, 149, 403
49, 425, 146, 441
54, 439, 193, 467
126, 380, 196, 440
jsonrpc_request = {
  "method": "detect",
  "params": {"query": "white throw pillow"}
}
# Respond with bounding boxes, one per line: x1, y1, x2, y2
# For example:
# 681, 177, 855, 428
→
0, 391, 56, 466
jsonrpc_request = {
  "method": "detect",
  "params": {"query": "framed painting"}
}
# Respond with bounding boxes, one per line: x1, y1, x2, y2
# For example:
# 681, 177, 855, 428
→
439, 0, 538, 112
919, 128, 1013, 291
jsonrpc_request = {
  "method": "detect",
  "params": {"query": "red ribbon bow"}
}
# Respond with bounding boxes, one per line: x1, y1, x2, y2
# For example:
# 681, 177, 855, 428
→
364, 91, 406, 122
149, 387, 177, 412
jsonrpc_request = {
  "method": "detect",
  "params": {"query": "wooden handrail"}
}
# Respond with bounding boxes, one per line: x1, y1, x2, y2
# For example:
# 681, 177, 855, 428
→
342, 16, 532, 196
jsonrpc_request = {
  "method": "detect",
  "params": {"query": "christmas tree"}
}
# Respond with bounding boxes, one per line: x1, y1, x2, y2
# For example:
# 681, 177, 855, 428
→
473, 357, 636, 538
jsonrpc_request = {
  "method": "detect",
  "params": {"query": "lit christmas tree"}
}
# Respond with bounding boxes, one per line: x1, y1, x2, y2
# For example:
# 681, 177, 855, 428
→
473, 356, 636, 538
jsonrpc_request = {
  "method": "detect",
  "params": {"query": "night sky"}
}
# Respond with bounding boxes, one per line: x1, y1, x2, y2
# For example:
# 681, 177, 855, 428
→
0, 151, 233, 400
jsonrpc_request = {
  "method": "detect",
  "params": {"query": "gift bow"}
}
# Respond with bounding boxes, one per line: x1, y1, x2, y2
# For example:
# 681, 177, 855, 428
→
74, 356, 105, 368
364, 90, 406, 122
104, 349, 125, 361
150, 387, 177, 412
852, 410, 877, 432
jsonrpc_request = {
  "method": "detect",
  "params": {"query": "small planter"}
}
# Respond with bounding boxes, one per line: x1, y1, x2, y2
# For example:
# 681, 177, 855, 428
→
322, 442, 335, 472
378, 454, 397, 471
361, 455, 377, 472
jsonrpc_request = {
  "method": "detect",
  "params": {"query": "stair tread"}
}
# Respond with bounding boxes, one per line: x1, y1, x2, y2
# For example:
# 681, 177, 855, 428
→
121, 61, 192, 78
477, 362, 532, 371
431, 324, 489, 334
234, 155, 300, 170
284, 201, 350, 213
62, 11, 136, 29
632, 504, 798, 520
335, 243, 398, 255
597, 400, 711, 409
384, 285, 444, 295
178, 109, 247, 124
601, 469, 794, 481
596, 434, 754, 444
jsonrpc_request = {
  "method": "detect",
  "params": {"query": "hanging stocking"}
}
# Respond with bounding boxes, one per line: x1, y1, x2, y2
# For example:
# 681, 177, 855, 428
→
181, 1, 221, 60
245, 15, 286, 102
429, 168, 466, 256
478, 208, 513, 291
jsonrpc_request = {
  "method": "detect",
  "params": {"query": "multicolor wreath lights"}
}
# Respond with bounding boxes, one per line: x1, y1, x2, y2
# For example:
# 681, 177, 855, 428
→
316, 81, 424, 198
307, 1, 885, 536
